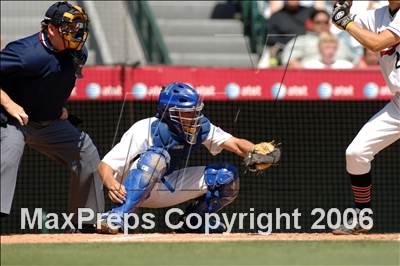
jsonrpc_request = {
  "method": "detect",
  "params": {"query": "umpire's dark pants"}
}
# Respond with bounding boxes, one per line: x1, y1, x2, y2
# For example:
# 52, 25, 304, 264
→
0, 119, 104, 223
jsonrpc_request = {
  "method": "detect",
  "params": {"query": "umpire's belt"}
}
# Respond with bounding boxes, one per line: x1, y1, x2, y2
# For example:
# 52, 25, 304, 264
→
28, 120, 54, 128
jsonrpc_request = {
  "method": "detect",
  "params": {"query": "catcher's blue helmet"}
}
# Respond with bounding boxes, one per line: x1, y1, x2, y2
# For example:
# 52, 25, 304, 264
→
157, 82, 204, 144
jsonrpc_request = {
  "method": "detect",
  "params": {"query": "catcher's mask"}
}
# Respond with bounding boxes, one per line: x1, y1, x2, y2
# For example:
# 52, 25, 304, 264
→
42, 1, 89, 51
157, 82, 204, 145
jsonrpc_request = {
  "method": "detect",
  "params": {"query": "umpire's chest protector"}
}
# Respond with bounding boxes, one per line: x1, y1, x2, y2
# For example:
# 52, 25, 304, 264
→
150, 118, 210, 174
0, 33, 80, 121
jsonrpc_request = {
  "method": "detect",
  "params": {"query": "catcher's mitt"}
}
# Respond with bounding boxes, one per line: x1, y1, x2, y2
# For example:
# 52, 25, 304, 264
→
244, 141, 281, 173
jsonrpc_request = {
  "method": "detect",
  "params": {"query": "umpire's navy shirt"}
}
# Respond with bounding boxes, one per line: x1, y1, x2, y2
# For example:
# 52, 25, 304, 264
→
0, 32, 87, 121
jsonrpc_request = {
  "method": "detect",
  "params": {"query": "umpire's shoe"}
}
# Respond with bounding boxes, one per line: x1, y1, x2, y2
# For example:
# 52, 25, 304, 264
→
174, 214, 227, 234
332, 208, 373, 235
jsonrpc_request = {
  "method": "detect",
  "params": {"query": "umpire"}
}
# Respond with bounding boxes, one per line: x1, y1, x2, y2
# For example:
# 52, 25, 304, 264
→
0, 2, 104, 232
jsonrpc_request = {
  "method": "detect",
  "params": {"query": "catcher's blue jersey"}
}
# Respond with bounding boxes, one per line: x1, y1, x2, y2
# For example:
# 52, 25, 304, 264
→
0, 32, 87, 121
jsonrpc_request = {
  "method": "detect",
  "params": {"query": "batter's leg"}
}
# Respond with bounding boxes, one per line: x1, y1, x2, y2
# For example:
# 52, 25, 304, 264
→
334, 98, 400, 235
346, 99, 399, 208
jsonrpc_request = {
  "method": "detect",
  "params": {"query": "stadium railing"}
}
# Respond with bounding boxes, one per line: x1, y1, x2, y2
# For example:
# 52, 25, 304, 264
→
127, 1, 171, 64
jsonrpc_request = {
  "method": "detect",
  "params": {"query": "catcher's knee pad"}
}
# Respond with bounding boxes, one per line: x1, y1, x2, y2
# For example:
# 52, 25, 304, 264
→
111, 147, 170, 214
203, 164, 240, 213
137, 147, 170, 179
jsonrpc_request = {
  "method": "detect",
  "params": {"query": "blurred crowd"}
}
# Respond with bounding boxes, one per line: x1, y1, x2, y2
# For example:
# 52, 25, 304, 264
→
257, 0, 384, 69
0, 0, 384, 70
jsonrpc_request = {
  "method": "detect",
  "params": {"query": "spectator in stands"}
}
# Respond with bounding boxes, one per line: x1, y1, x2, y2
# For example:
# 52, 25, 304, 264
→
281, 9, 355, 68
265, 0, 314, 62
261, 1, 327, 19
260, 1, 282, 19
298, 0, 328, 9
281, 9, 330, 67
357, 48, 379, 69
303, 32, 353, 69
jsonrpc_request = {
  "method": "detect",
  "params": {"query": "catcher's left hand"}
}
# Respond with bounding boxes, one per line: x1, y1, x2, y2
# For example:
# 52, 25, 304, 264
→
244, 141, 281, 173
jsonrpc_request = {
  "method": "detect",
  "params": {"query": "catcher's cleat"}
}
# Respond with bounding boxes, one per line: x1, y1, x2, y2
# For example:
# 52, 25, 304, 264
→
96, 213, 122, 234
69, 223, 97, 234
332, 209, 372, 235
98, 220, 120, 234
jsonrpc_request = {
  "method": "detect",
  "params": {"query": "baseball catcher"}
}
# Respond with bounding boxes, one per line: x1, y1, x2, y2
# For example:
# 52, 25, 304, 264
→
97, 82, 281, 234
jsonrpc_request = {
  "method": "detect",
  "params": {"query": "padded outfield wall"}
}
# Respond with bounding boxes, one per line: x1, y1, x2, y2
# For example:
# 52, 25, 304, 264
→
1, 67, 398, 233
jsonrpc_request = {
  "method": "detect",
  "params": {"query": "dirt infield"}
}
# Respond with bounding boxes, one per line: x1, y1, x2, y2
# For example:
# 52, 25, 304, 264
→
1, 233, 399, 244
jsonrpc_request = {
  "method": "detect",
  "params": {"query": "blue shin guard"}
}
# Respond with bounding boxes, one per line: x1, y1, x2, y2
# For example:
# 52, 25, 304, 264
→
105, 147, 170, 223
203, 164, 240, 213
175, 164, 240, 233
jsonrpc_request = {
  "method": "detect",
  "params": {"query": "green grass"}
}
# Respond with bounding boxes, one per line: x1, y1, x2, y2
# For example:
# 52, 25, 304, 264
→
1, 241, 399, 266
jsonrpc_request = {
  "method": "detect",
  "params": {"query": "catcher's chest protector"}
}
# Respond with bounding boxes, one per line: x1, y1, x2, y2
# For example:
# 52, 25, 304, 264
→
150, 118, 210, 175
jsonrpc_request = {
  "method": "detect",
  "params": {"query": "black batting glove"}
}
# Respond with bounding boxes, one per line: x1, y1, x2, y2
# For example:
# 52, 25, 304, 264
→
332, 1, 353, 30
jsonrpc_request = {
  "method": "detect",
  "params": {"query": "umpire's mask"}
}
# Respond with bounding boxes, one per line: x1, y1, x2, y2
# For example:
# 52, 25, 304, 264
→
42, 2, 89, 51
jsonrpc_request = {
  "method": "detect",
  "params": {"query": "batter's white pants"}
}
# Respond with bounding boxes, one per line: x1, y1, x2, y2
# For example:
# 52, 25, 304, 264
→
346, 94, 400, 175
